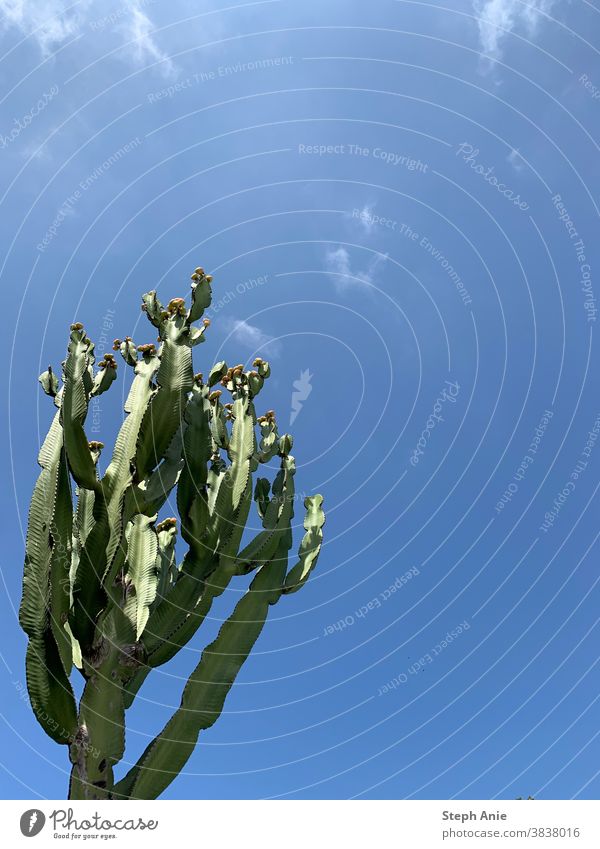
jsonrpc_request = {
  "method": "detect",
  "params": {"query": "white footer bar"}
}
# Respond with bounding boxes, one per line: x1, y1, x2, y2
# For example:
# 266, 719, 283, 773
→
2, 800, 598, 847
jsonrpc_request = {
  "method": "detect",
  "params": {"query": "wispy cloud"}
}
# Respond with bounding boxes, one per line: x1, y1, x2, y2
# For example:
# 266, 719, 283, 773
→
473, 0, 555, 61
0, 0, 86, 54
325, 246, 387, 291
223, 318, 282, 358
348, 203, 376, 235
120, 0, 174, 76
325, 246, 352, 278
20, 140, 53, 162
0, 0, 172, 71
506, 147, 525, 172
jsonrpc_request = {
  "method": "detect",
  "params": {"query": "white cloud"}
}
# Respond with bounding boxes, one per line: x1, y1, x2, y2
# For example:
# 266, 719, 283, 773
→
0, 0, 172, 71
119, 0, 174, 76
325, 246, 352, 278
473, 0, 555, 60
20, 143, 51, 161
506, 147, 525, 172
223, 318, 282, 358
325, 246, 387, 291
349, 203, 376, 234
0, 0, 86, 54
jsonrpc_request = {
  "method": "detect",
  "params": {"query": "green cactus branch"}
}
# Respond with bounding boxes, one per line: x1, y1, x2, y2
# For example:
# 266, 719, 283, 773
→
20, 266, 325, 800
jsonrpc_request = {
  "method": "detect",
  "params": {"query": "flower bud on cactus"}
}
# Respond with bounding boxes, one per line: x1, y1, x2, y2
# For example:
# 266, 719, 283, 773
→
88, 441, 104, 463
167, 297, 186, 317
137, 343, 157, 358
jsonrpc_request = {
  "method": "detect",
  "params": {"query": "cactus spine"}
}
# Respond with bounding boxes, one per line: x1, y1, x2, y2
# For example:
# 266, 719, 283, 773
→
20, 268, 325, 800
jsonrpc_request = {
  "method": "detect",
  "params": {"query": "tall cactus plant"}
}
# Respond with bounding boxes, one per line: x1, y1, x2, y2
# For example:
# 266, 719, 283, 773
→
20, 267, 325, 800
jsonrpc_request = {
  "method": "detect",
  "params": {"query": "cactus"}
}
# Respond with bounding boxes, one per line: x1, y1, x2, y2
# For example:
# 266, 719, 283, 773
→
20, 267, 325, 800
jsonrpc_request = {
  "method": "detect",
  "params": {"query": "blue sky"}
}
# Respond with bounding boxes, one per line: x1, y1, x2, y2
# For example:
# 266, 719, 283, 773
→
1, 0, 600, 800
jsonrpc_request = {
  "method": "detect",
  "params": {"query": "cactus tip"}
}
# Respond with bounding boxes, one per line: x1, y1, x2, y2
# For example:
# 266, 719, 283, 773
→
137, 343, 157, 357
167, 298, 186, 317
156, 517, 177, 533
